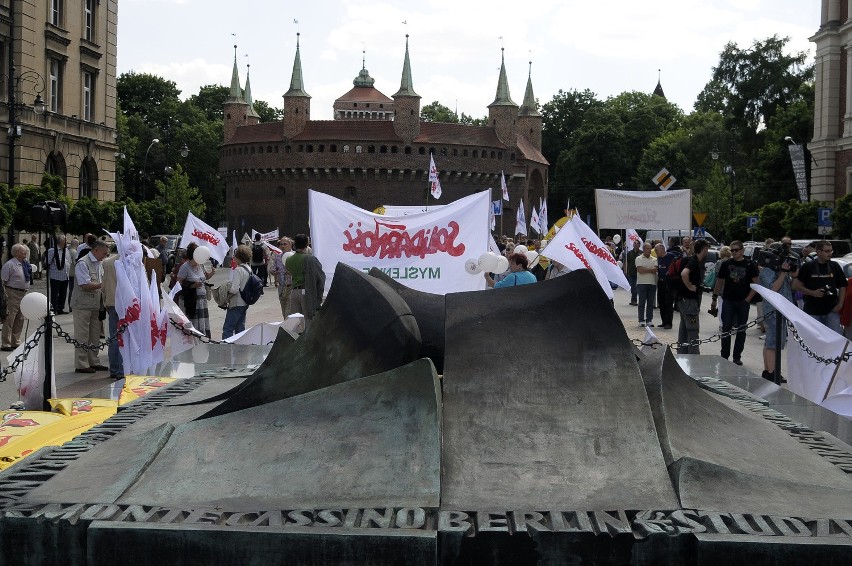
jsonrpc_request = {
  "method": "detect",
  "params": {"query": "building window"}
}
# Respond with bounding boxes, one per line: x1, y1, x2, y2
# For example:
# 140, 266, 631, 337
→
50, 0, 63, 27
79, 158, 97, 199
367, 145, 375, 153
44, 152, 67, 190
353, 102, 358, 107
463, 149, 468, 157
343, 145, 350, 153
84, 0, 94, 41
330, 144, 337, 152
306, 145, 313, 153
285, 146, 291, 153
404, 146, 411, 155
440, 148, 447, 156
82, 71, 93, 121
391, 146, 398, 154
276, 186, 286, 198
257, 146, 263, 154
347, 186, 357, 198
452, 149, 458, 156
267, 146, 272, 153
48, 59, 62, 113
490, 151, 496, 158
418, 147, 425, 155
355, 145, 362, 154
318, 144, 325, 152
472, 150, 478, 158
298, 144, 304, 152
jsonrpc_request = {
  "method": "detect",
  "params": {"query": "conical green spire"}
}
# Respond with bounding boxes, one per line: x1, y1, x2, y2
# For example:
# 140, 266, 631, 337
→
227, 45, 244, 102
518, 61, 540, 117
245, 64, 259, 118
393, 34, 419, 98
489, 48, 517, 107
285, 33, 310, 98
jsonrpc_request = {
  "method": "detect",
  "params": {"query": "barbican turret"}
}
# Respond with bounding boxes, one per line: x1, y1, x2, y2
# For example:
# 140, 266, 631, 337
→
244, 63, 260, 126
392, 35, 421, 143
282, 33, 311, 139
488, 48, 519, 145
516, 61, 542, 151
223, 45, 249, 142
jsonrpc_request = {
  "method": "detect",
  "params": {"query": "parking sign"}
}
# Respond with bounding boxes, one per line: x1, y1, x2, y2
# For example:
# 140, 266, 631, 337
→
818, 207, 832, 227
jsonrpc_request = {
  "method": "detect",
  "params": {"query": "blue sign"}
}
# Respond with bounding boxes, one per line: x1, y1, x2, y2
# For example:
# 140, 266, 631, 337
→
693, 227, 705, 238
747, 216, 758, 228
818, 207, 833, 227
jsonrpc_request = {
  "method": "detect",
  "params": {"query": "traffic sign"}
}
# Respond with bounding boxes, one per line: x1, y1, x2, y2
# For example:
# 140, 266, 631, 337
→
747, 216, 758, 228
693, 212, 707, 226
818, 207, 833, 227
652, 168, 676, 190
693, 227, 706, 238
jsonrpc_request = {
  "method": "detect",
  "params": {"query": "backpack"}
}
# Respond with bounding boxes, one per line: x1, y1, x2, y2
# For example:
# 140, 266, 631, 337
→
666, 255, 686, 293
239, 264, 264, 305
251, 243, 265, 264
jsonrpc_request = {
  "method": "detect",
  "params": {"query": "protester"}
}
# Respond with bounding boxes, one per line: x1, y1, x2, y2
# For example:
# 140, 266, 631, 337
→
177, 242, 216, 339
284, 234, 325, 330
793, 240, 847, 333
759, 243, 796, 382
269, 237, 294, 318
101, 248, 124, 380
485, 252, 537, 288
222, 245, 253, 339
1, 244, 29, 351
46, 236, 70, 314
676, 239, 708, 354
656, 240, 681, 329
635, 242, 657, 327
250, 234, 270, 287
155, 236, 169, 273
623, 239, 641, 306
71, 240, 109, 373
712, 240, 759, 365
25, 238, 41, 280
68, 237, 79, 312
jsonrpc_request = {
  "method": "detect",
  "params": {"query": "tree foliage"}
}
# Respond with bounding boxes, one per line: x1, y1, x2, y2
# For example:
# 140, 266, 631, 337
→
832, 193, 852, 240
421, 101, 458, 123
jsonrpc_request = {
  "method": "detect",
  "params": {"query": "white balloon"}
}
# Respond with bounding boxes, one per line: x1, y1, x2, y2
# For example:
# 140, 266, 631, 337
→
478, 252, 499, 273
465, 258, 482, 275
526, 251, 539, 265
495, 255, 509, 273
514, 245, 528, 255
193, 245, 212, 264
20, 292, 48, 320
612, 234, 622, 244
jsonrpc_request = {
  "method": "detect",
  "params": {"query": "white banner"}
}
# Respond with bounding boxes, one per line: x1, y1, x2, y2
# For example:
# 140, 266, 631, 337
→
309, 190, 490, 295
251, 228, 279, 242
751, 284, 852, 416
381, 205, 445, 216
181, 212, 230, 264
595, 189, 691, 230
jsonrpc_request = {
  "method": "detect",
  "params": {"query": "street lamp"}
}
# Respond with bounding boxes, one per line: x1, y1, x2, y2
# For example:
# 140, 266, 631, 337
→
141, 138, 160, 199
180, 142, 189, 158
6, 66, 46, 257
710, 144, 736, 225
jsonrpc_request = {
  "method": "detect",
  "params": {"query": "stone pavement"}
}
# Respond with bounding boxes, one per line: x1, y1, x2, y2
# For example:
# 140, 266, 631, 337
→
0, 274, 780, 409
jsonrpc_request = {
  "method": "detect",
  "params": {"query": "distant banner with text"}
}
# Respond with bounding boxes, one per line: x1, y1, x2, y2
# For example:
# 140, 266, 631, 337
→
595, 189, 692, 230
310, 190, 490, 295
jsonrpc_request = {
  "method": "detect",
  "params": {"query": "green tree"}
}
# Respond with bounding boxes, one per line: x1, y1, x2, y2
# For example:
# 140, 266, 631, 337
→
117, 72, 182, 122
152, 165, 205, 234
831, 193, 852, 240
14, 174, 70, 232
420, 101, 458, 123
253, 100, 283, 123
781, 200, 823, 238
753, 201, 788, 240
695, 35, 813, 134
188, 85, 229, 121
692, 166, 731, 238
540, 89, 602, 172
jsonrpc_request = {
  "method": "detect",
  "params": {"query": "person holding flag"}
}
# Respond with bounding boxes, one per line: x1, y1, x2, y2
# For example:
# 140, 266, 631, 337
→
222, 245, 253, 339
428, 154, 442, 200
176, 242, 216, 338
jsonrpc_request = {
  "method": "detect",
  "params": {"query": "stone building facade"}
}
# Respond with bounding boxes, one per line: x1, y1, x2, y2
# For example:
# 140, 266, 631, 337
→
0, 0, 119, 201
220, 35, 548, 237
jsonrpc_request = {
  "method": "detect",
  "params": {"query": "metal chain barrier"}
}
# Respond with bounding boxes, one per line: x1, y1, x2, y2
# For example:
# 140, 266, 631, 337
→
786, 320, 852, 366
0, 322, 48, 383
51, 319, 129, 352
631, 312, 773, 351
168, 319, 223, 344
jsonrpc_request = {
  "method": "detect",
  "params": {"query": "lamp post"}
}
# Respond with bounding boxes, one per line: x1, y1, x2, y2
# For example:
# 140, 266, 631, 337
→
710, 143, 736, 232
141, 138, 160, 199
6, 66, 46, 260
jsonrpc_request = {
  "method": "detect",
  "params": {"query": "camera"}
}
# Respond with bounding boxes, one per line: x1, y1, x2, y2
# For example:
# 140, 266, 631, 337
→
756, 248, 798, 272
30, 200, 67, 227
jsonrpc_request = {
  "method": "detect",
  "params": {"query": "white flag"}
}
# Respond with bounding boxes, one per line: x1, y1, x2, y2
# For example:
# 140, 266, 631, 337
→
541, 217, 614, 299
428, 155, 442, 199
572, 216, 631, 291
181, 211, 230, 264
515, 200, 527, 236
150, 273, 167, 369
626, 228, 643, 250
501, 171, 509, 202
264, 241, 283, 256
530, 206, 541, 235
115, 259, 143, 374
123, 206, 139, 241
539, 199, 548, 235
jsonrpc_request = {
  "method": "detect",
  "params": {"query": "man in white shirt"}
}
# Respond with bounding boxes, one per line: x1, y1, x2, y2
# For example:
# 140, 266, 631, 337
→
71, 241, 109, 373
1, 244, 30, 350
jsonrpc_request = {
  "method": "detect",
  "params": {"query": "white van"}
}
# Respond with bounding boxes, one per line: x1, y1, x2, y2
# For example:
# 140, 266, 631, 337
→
643, 229, 719, 247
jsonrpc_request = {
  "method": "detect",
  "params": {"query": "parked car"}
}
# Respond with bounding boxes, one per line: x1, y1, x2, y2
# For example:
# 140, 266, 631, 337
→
149, 235, 182, 272
644, 229, 720, 247
790, 239, 852, 259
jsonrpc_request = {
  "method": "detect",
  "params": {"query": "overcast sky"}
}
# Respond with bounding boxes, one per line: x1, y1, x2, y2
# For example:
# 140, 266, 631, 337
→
117, 0, 819, 120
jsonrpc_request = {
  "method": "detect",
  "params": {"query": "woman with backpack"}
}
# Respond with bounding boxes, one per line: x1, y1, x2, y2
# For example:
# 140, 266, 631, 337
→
222, 245, 253, 339
177, 242, 216, 338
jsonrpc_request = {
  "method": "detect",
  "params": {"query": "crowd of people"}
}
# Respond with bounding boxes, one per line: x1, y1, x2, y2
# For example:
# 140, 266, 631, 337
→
0, 231, 325, 381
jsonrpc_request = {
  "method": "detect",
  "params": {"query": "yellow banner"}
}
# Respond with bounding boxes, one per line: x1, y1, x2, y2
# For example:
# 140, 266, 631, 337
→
119, 375, 177, 405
